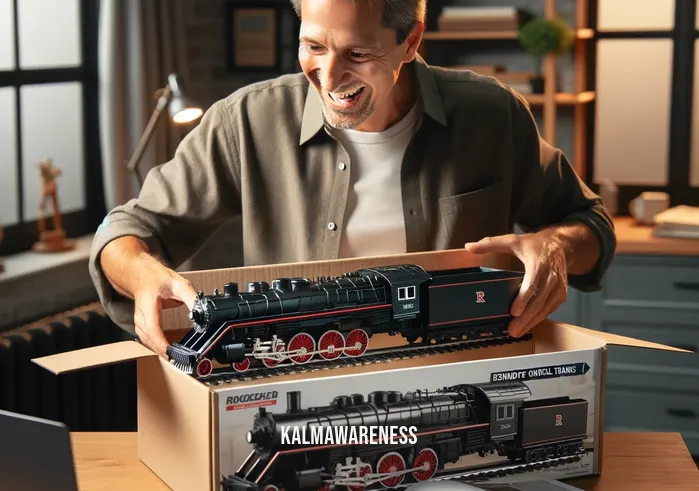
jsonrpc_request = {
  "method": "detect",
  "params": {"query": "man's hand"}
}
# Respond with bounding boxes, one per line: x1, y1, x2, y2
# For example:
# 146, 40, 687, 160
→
132, 265, 198, 357
464, 230, 574, 337
100, 236, 199, 357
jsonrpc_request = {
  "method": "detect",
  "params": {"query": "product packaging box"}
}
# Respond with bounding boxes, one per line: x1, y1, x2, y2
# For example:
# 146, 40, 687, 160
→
31, 249, 688, 491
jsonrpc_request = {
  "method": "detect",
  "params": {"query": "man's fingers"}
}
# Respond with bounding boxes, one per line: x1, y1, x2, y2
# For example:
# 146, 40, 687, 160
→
464, 234, 520, 255
510, 285, 565, 337
172, 276, 198, 310
140, 297, 169, 357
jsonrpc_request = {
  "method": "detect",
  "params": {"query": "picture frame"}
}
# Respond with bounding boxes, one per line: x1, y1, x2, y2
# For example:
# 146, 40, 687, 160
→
224, 2, 285, 72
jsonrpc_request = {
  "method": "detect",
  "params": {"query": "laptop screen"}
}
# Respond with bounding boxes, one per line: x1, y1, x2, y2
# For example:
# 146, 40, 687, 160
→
0, 409, 78, 491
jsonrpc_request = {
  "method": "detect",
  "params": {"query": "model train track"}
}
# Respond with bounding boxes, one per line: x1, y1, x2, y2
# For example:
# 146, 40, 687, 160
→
200, 333, 532, 386
433, 449, 590, 485
220, 448, 589, 491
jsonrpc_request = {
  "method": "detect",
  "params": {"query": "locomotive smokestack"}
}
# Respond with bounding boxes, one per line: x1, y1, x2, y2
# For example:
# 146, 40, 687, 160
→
287, 391, 302, 413
223, 282, 238, 296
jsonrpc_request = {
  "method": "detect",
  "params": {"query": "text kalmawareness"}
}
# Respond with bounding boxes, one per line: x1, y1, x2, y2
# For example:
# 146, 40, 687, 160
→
281, 426, 418, 445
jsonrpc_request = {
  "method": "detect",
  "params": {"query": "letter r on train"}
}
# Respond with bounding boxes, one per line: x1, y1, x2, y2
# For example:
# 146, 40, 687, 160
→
556, 414, 563, 426
476, 291, 485, 303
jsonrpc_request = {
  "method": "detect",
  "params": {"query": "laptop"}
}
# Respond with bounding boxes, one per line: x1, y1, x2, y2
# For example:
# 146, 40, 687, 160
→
0, 409, 78, 491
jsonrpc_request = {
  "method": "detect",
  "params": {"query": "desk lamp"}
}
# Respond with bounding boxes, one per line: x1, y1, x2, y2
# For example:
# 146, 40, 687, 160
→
126, 73, 203, 187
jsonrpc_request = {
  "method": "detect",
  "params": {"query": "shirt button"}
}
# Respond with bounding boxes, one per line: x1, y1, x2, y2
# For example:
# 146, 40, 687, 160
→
328, 222, 337, 231
338, 162, 346, 170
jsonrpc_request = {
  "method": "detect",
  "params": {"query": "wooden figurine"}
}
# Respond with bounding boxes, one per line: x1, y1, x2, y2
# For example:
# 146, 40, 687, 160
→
32, 158, 75, 253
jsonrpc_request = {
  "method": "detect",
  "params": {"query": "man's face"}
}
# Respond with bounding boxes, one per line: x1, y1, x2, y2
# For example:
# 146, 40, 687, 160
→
298, 0, 422, 131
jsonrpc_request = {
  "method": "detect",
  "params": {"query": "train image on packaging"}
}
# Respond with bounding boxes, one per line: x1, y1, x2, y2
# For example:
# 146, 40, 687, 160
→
166, 265, 524, 378
222, 381, 589, 491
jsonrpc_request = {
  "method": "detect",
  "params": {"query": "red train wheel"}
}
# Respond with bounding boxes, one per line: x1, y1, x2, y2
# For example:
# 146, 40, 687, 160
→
345, 329, 369, 357
318, 330, 344, 360
263, 485, 279, 491
262, 344, 285, 368
288, 333, 315, 364
411, 448, 438, 481
233, 358, 250, 372
377, 451, 405, 487
348, 462, 372, 491
196, 358, 213, 377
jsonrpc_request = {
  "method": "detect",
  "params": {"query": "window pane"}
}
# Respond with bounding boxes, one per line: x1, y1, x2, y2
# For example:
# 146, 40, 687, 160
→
598, 0, 675, 31
691, 40, 699, 187
21, 82, 85, 222
17, 0, 81, 69
0, 0, 15, 70
0, 87, 19, 226
594, 40, 672, 185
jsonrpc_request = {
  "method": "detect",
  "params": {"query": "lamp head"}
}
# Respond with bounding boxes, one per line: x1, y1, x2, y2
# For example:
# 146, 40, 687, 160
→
167, 73, 203, 124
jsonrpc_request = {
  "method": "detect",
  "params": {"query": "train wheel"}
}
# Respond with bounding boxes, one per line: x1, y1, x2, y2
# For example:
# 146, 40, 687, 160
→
263, 344, 285, 368
232, 358, 250, 372
318, 330, 345, 360
344, 329, 369, 357
376, 451, 405, 487
263, 485, 279, 491
347, 462, 372, 491
411, 448, 438, 481
288, 333, 315, 364
196, 358, 213, 378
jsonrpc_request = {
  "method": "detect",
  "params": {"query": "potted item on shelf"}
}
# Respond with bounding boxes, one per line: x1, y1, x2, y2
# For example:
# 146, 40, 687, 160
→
518, 16, 575, 94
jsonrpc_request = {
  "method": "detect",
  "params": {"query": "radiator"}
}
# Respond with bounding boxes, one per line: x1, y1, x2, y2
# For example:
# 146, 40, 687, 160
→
0, 305, 137, 431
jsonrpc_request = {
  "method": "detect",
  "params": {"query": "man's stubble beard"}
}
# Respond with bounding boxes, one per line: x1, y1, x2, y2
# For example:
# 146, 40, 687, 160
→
321, 95, 375, 130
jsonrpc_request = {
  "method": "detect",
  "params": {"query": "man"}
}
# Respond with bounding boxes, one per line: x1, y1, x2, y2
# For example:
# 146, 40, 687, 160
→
89, 0, 616, 357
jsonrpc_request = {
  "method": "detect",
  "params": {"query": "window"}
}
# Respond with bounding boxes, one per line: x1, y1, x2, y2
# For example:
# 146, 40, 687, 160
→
0, 0, 103, 257
397, 286, 416, 301
496, 403, 515, 421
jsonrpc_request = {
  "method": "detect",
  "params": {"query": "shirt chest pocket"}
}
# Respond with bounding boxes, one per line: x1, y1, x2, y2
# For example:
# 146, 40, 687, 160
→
438, 180, 510, 248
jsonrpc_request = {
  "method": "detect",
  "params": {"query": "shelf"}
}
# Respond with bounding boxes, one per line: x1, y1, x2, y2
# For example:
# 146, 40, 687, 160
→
524, 91, 596, 105
422, 28, 594, 41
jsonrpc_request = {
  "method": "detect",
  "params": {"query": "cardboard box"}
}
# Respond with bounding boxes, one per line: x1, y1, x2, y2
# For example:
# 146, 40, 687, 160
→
31, 249, 688, 491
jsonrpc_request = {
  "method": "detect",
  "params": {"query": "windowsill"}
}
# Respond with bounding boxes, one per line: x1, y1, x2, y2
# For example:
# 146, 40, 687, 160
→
0, 234, 99, 332
0, 234, 94, 284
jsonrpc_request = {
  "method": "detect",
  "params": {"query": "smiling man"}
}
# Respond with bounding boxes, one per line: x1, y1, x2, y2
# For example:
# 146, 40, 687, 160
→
89, 0, 616, 357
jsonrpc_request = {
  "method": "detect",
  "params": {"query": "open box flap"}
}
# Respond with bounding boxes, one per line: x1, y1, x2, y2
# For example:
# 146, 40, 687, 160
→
32, 340, 157, 374
558, 321, 693, 353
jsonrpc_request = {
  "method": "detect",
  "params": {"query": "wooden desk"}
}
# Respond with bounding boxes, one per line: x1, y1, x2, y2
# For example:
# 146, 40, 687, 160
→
70, 432, 699, 490
613, 216, 699, 256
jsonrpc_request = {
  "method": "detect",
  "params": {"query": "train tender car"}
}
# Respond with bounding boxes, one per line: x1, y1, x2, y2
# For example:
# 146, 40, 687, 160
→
222, 382, 589, 491
166, 265, 524, 378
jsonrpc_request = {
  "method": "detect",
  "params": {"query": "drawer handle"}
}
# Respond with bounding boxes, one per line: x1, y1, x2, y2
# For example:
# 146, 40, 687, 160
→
673, 282, 699, 291
666, 408, 696, 419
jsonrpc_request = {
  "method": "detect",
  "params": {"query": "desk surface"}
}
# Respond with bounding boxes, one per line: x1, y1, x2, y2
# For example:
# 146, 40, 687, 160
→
70, 431, 699, 490
614, 216, 699, 256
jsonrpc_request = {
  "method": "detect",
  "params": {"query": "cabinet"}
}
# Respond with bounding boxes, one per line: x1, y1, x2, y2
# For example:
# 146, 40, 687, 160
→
551, 253, 699, 456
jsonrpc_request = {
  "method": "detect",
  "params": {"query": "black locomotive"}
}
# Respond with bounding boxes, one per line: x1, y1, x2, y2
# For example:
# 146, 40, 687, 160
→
222, 382, 589, 491
167, 265, 524, 378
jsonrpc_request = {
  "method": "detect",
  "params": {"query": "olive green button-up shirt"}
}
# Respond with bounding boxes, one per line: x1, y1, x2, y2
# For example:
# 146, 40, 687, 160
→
89, 55, 616, 334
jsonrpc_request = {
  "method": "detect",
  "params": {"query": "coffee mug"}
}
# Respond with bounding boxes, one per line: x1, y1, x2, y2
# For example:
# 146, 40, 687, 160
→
629, 192, 669, 225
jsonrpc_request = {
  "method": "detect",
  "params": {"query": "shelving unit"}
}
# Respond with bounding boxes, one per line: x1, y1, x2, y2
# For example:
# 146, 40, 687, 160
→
417, 0, 595, 179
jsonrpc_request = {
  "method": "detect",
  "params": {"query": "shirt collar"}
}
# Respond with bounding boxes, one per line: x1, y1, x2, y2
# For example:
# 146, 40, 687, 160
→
299, 53, 447, 145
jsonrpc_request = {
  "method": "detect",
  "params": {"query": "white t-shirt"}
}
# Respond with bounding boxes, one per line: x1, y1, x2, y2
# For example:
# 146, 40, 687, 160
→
334, 103, 419, 258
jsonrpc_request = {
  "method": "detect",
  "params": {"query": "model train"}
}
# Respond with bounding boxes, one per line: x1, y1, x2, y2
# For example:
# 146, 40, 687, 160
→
167, 264, 524, 378
222, 382, 589, 491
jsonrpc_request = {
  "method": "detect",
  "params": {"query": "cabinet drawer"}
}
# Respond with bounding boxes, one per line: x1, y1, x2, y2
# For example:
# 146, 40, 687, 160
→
602, 256, 699, 308
605, 387, 699, 433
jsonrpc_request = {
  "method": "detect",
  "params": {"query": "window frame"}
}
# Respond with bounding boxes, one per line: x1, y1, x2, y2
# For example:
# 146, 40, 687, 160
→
0, 0, 104, 257
585, 0, 699, 210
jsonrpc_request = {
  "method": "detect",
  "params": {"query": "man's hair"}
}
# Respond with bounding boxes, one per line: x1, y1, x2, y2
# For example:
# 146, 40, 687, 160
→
290, 0, 426, 44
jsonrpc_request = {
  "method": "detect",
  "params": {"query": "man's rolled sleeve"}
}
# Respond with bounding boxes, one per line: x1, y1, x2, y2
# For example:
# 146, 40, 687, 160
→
509, 92, 617, 292
89, 100, 242, 333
